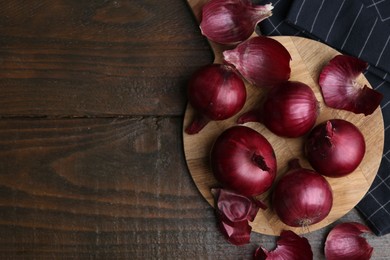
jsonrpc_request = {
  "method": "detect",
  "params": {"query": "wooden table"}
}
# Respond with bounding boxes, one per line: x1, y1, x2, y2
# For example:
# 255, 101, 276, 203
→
0, 0, 389, 259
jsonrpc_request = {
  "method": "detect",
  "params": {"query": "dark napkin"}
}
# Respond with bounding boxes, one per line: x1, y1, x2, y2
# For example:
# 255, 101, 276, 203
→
257, 0, 390, 236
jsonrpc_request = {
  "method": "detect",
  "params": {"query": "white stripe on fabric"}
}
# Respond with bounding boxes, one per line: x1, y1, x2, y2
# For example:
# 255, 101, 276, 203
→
267, 20, 284, 35
380, 99, 390, 108
341, 4, 364, 49
358, 17, 378, 57
375, 34, 390, 66
367, 0, 386, 8
310, 0, 325, 33
371, 0, 390, 21
294, 0, 307, 24
374, 80, 386, 90
325, 0, 346, 41
366, 198, 390, 220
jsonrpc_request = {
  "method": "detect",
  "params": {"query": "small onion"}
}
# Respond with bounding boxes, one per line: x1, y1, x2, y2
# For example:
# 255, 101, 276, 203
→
185, 64, 246, 134
254, 230, 313, 260
211, 125, 276, 197
238, 81, 319, 137
325, 222, 373, 260
200, 0, 273, 45
272, 159, 333, 227
319, 54, 383, 116
305, 119, 365, 177
223, 36, 291, 88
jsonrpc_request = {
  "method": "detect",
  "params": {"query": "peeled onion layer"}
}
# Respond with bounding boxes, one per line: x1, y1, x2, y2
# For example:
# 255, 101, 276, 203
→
254, 230, 313, 260
325, 222, 373, 260
211, 188, 266, 245
319, 54, 383, 115
182, 36, 384, 236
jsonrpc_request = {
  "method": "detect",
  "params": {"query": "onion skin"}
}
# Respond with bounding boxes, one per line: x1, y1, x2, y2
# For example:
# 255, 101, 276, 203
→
325, 222, 373, 260
223, 36, 291, 88
212, 188, 266, 245
319, 54, 383, 116
211, 126, 276, 197
186, 64, 246, 134
254, 230, 313, 260
238, 81, 318, 137
272, 159, 333, 227
305, 119, 365, 177
200, 0, 273, 45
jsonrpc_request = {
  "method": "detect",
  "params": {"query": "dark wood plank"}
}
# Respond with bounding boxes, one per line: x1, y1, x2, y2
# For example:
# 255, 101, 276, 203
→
0, 117, 388, 259
0, 116, 266, 259
0, 0, 213, 117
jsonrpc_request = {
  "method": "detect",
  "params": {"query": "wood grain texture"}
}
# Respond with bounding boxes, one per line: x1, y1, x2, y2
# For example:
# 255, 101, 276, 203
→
0, 0, 389, 259
0, 0, 212, 116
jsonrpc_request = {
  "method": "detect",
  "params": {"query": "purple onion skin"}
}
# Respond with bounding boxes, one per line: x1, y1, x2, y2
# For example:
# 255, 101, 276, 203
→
211, 126, 277, 197
272, 159, 333, 227
223, 36, 291, 88
305, 119, 365, 177
186, 64, 246, 134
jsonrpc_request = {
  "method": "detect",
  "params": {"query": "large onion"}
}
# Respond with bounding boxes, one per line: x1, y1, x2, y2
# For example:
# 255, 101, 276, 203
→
223, 36, 291, 88
200, 0, 273, 45
272, 159, 333, 227
238, 81, 318, 137
211, 125, 277, 197
305, 119, 365, 177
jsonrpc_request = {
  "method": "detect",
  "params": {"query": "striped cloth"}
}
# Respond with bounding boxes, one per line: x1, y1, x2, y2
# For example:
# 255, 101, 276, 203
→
257, 0, 390, 236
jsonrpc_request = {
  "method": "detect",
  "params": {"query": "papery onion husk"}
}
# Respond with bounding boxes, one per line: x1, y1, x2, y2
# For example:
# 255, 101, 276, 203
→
305, 119, 365, 178
211, 125, 277, 197
223, 36, 291, 88
200, 0, 273, 45
238, 81, 318, 137
186, 64, 246, 134
254, 230, 313, 260
212, 188, 266, 245
319, 54, 383, 116
272, 159, 333, 227
325, 222, 373, 260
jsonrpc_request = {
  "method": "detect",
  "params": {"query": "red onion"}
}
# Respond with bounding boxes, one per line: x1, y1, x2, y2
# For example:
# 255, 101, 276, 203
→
211, 125, 276, 197
185, 64, 246, 134
254, 230, 313, 260
223, 36, 291, 88
212, 188, 266, 245
200, 0, 273, 45
305, 119, 365, 177
319, 54, 383, 115
272, 159, 333, 227
238, 81, 319, 137
325, 222, 373, 260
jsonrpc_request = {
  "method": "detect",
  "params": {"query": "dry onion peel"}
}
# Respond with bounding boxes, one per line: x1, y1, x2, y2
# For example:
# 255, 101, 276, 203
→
319, 55, 383, 115
325, 222, 373, 260
254, 230, 313, 260
212, 188, 266, 245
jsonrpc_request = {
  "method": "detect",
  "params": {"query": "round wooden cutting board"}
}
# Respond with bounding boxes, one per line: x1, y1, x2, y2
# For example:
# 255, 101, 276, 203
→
182, 37, 384, 236
183, 0, 384, 236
